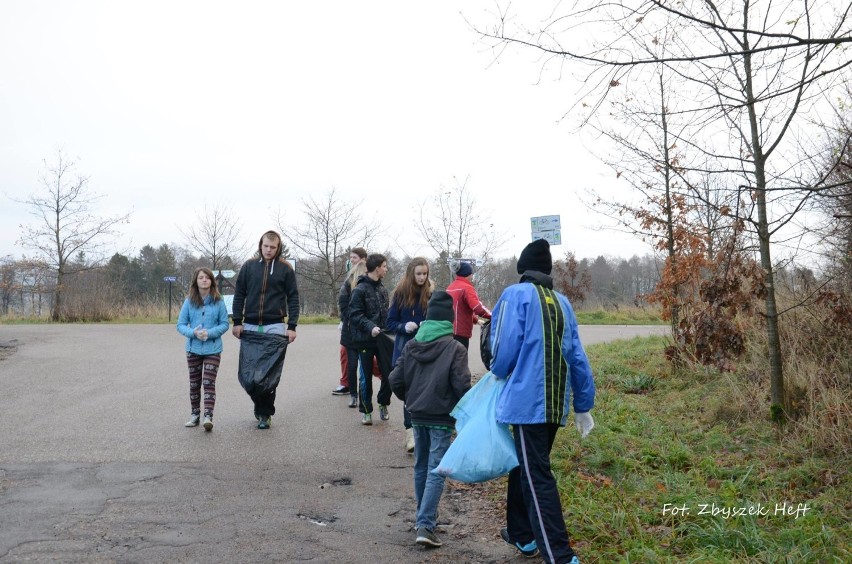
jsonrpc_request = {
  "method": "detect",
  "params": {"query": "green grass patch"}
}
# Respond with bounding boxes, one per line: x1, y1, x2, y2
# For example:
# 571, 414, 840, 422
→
575, 307, 665, 325
0, 317, 54, 325
481, 336, 851, 563
297, 315, 340, 324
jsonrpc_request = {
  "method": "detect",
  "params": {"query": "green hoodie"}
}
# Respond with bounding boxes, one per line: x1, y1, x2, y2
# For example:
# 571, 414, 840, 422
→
414, 320, 453, 342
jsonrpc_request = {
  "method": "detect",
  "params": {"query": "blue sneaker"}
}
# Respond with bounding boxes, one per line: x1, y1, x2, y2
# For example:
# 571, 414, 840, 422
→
500, 527, 539, 558
568, 557, 580, 564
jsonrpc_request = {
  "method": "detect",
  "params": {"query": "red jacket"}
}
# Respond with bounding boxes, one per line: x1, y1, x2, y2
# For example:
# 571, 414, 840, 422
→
446, 276, 491, 339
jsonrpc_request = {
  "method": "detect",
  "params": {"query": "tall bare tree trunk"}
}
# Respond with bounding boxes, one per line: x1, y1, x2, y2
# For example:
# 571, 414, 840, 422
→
660, 74, 679, 338
52, 268, 64, 321
744, 40, 786, 422
52, 218, 64, 321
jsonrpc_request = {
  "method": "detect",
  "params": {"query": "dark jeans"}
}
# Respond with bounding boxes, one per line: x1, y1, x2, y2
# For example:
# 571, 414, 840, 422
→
344, 346, 359, 396
251, 388, 277, 417
506, 423, 576, 564
453, 335, 469, 349
356, 347, 392, 414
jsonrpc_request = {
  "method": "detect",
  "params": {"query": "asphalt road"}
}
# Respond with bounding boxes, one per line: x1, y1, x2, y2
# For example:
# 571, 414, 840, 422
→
0, 323, 666, 563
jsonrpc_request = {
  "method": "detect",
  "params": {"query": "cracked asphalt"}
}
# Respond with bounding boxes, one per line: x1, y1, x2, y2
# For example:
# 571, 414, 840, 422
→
0, 323, 665, 563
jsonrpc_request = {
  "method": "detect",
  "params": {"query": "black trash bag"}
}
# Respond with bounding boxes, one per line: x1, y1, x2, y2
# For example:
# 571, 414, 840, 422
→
376, 331, 395, 377
237, 330, 289, 396
479, 319, 492, 370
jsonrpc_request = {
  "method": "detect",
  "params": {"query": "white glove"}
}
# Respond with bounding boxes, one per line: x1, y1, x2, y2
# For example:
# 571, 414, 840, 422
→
371, 326, 381, 337
404, 321, 418, 333
337, 322, 343, 332
193, 325, 205, 340
574, 412, 594, 439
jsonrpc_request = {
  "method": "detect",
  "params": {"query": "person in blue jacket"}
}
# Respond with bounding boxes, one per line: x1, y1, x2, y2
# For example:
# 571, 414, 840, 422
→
386, 257, 432, 453
489, 239, 596, 564
176, 267, 230, 431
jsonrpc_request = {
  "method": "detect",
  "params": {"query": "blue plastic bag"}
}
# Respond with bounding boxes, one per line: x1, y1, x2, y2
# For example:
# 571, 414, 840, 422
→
432, 371, 518, 482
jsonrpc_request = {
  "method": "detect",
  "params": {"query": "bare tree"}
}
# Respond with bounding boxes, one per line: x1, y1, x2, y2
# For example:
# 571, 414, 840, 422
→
0, 255, 17, 316
553, 251, 592, 306
813, 89, 852, 291
278, 187, 381, 316
179, 204, 248, 270
476, 0, 852, 421
16, 150, 130, 320
418, 176, 505, 289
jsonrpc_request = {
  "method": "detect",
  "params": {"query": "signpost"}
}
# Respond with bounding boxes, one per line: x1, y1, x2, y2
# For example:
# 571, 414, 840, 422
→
530, 215, 562, 246
163, 276, 177, 322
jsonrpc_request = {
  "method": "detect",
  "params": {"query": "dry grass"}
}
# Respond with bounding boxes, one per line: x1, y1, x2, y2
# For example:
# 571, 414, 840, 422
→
726, 291, 852, 457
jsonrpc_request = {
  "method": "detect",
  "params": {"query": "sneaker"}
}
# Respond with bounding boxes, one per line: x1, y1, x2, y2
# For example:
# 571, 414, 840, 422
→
379, 404, 389, 421
202, 415, 213, 431
415, 527, 442, 547
332, 385, 349, 395
568, 557, 580, 564
184, 413, 200, 427
405, 428, 415, 453
361, 413, 372, 426
500, 527, 539, 558
257, 415, 271, 429
348, 396, 357, 408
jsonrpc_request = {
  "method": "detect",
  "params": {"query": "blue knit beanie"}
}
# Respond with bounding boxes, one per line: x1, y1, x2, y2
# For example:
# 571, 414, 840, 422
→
455, 261, 473, 277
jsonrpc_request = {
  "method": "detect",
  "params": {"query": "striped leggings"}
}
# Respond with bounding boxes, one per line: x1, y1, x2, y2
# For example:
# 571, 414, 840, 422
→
187, 353, 220, 417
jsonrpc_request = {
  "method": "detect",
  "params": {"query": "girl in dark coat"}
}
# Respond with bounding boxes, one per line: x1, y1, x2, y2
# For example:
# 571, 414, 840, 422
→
386, 257, 432, 452
338, 261, 368, 407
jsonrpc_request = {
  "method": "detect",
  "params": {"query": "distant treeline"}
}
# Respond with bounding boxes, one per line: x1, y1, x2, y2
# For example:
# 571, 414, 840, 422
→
0, 243, 666, 320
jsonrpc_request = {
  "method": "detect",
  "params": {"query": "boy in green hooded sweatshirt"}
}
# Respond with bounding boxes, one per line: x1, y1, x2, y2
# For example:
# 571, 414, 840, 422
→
389, 291, 471, 548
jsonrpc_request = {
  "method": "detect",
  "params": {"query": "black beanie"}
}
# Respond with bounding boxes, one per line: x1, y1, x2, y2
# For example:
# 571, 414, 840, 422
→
517, 239, 552, 275
426, 291, 454, 322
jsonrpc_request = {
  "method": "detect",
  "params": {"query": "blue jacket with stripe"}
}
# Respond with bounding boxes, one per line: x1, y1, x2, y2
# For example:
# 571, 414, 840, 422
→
489, 271, 595, 425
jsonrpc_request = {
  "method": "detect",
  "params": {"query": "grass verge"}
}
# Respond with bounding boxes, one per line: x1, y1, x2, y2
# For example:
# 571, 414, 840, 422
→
575, 308, 664, 325
470, 335, 850, 563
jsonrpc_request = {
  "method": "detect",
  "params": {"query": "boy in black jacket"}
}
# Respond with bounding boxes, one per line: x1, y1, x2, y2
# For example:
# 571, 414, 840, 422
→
232, 230, 299, 429
349, 253, 392, 425
389, 291, 471, 548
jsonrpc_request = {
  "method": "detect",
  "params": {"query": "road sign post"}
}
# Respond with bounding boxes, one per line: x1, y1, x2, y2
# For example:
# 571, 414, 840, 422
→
163, 276, 177, 322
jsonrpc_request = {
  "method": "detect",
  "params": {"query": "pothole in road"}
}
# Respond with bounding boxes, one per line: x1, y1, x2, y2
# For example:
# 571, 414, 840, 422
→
319, 477, 352, 489
0, 339, 19, 362
298, 513, 338, 526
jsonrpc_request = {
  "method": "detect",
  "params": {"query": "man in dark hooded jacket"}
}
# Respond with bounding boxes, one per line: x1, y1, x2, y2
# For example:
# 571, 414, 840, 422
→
232, 230, 299, 429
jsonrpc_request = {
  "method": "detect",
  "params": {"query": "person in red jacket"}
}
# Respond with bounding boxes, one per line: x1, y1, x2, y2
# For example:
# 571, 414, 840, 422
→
445, 261, 491, 350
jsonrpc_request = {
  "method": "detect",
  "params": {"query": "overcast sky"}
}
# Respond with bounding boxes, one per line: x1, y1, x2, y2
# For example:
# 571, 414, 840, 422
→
0, 1, 650, 264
